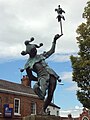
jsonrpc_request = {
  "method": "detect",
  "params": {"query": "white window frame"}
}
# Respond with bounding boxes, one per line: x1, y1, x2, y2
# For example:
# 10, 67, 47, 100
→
14, 98, 20, 116
82, 116, 89, 120
31, 102, 36, 115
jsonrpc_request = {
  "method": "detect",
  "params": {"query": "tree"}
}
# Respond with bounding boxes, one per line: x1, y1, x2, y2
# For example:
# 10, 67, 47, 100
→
70, 1, 90, 109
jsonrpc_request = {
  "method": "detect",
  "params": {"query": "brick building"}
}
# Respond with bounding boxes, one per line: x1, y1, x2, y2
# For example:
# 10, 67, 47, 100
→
79, 108, 90, 120
1, 76, 89, 120
0, 76, 44, 120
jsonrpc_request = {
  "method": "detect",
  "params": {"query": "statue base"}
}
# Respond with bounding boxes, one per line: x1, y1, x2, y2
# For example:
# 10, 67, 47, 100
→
22, 115, 60, 120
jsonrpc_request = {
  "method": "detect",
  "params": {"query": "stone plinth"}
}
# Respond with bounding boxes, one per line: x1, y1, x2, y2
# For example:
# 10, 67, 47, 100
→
22, 115, 60, 120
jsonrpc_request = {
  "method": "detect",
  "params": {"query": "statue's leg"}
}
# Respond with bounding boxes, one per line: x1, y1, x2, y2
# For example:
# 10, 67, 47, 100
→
26, 68, 33, 80
33, 82, 45, 100
43, 75, 57, 112
39, 75, 49, 97
38, 75, 51, 115
26, 68, 32, 87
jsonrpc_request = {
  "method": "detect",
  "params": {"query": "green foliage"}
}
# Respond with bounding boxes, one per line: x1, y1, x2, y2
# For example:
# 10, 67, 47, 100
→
70, 1, 90, 109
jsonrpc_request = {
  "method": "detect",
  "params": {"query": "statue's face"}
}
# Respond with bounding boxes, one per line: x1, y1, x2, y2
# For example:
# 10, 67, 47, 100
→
29, 47, 37, 57
26, 44, 37, 57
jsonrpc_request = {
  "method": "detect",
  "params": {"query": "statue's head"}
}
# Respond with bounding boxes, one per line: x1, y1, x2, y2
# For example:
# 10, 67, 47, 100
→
58, 5, 60, 8
21, 37, 43, 57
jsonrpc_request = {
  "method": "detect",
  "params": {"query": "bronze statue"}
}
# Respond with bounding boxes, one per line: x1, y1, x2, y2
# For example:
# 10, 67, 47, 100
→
20, 34, 63, 114
55, 5, 65, 35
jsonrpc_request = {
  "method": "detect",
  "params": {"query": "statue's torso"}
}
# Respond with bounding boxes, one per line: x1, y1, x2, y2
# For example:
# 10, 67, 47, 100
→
24, 54, 59, 79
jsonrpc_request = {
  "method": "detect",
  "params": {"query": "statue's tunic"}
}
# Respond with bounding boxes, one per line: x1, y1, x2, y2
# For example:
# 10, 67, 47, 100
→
24, 54, 59, 79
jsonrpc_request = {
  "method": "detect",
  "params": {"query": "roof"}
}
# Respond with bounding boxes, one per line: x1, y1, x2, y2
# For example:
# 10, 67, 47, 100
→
0, 79, 38, 98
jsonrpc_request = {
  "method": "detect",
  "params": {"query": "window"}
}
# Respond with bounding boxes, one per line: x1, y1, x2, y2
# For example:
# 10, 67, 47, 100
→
14, 98, 20, 115
88, 110, 90, 115
82, 117, 89, 120
56, 110, 59, 116
31, 102, 36, 115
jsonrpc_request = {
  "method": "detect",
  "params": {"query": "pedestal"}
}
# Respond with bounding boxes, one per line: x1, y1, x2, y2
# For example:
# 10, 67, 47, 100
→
22, 115, 60, 120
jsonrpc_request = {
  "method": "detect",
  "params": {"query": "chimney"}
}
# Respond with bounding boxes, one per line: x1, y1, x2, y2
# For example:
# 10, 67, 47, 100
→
21, 75, 31, 87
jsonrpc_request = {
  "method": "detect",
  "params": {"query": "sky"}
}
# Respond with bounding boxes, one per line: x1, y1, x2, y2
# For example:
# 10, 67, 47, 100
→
0, 0, 88, 118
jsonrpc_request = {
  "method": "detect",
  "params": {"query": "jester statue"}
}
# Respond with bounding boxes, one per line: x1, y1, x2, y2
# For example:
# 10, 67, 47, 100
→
20, 34, 63, 114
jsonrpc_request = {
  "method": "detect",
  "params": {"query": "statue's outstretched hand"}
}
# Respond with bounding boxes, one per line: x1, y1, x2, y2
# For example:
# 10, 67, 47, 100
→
54, 34, 63, 43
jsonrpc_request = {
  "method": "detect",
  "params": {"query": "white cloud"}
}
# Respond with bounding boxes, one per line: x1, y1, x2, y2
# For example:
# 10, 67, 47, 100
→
48, 53, 70, 62
65, 84, 80, 91
60, 72, 72, 82
0, 43, 23, 58
48, 52, 78, 63
59, 71, 81, 91
60, 106, 83, 117
0, 0, 88, 62
60, 110, 71, 117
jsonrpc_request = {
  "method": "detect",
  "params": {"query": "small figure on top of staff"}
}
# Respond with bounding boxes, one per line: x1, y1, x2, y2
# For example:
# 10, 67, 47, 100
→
55, 5, 65, 35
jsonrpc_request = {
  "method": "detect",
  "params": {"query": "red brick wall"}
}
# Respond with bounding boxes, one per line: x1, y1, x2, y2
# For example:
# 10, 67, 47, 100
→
0, 92, 44, 120
79, 109, 90, 120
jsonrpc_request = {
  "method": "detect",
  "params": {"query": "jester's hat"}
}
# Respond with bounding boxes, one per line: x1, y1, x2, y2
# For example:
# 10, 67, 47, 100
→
21, 37, 43, 55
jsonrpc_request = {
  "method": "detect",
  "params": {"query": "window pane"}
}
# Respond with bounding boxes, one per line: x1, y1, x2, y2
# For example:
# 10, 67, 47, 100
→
31, 102, 36, 114
14, 99, 20, 114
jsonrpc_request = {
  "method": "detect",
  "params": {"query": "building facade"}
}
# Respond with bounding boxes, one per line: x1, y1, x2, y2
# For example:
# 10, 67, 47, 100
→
79, 108, 90, 120
0, 77, 44, 120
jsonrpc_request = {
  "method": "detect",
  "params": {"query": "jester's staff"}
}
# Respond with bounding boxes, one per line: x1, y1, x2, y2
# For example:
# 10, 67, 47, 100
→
55, 5, 65, 35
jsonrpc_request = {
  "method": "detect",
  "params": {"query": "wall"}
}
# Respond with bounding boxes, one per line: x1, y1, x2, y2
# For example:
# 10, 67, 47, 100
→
0, 92, 43, 120
46, 105, 60, 116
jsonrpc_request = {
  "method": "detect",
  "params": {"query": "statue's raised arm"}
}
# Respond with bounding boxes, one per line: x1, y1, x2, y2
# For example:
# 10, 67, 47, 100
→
43, 34, 63, 58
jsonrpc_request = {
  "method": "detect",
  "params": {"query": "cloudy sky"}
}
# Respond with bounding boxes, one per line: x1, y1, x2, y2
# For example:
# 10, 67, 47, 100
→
0, 0, 88, 117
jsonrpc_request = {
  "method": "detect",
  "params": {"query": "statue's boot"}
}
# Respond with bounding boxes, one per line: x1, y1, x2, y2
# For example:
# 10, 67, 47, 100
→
38, 108, 47, 115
